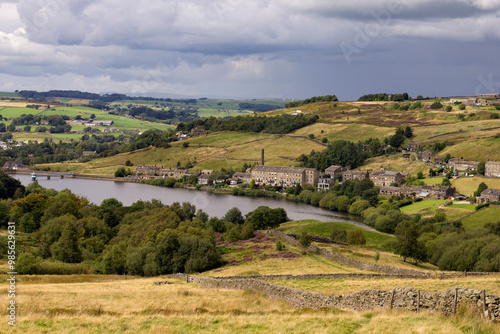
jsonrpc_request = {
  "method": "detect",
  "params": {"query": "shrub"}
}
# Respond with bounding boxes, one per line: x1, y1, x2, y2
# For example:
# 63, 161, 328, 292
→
429, 102, 443, 109
330, 228, 347, 243
299, 231, 312, 248
348, 199, 371, 215
276, 240, 286, 251
17, 253, 41, 274
445, 105, 452, 112
458, 104, 466, 110
347, 230, 366, 245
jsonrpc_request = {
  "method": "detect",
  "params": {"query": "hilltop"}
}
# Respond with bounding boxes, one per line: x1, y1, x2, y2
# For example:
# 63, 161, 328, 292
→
33, 96, 500, 176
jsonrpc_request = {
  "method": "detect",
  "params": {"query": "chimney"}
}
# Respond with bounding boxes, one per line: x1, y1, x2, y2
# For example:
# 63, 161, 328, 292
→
261, 149, 265, 166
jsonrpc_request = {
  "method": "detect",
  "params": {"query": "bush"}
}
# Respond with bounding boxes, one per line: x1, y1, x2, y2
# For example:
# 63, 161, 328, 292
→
490, 113, 499, 119
347, 230, 366, 245
348, 199, 371, 215
330, 228, 347, 243
429, 101, 443, 109
17, 253, 42, 274
458, 104, 466, 110
299, 231, 311, 248
276, 240, 286, 251
445, 105, 452, 112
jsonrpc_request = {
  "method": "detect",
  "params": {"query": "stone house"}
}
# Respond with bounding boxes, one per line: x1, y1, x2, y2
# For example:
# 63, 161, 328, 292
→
197, 174, 210, 185
485, 161, 500, 177
379, 185, 455, 199
406, 142, 420, 152
232, 172, 252, 184
447, 158, 479, 172
477, 188, 500, 204
342, 170, 369, 182
379, 186, 414, 197
160, 168, 198, 179
2, 161, 27, 170
418, 150, 433, 163
251, 165, 319, 187
370, 171, 404, 187
324, 165, 346, 178
135, 164, 162, 176
317, 177, 332, 191
421, 185, 456, 199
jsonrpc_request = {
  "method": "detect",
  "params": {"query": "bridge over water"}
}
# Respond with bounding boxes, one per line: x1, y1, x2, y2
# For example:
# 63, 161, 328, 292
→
31, 172, 76, 180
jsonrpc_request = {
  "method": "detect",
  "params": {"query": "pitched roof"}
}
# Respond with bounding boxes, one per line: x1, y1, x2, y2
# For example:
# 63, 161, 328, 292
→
481, 188, 500, 196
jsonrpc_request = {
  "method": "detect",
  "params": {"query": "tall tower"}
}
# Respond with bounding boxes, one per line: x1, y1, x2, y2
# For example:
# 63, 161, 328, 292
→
261, 149, 265, 166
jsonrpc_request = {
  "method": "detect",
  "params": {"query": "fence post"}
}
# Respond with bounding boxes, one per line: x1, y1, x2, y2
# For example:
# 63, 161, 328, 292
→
482, 290, 490, 320
390, 290, 395, 310
417, 290, 420, 313
453, 288, 458, 314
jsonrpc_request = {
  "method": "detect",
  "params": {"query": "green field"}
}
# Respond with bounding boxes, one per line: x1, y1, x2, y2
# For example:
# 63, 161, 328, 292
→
278, 219, 395, 249
420, 177, 445, 185
0, 92, 20, 97
460, 207, 500, 229
451, 203, 476, 210
0, 104, 174, 143
399, 200, 447, 213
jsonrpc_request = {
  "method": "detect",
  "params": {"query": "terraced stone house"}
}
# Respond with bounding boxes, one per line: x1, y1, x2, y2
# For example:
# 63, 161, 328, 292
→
251, 165, 319, 187
486, 161, 500, 177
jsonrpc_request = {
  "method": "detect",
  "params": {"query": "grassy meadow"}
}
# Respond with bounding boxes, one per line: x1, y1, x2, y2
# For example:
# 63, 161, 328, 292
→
399, 200, 447, 213
37, 131, 326, 175
460, 207, 500, 229
275, 274, 500, 296
2, 274, 498, 333
278, 220, 395, 250
452, 177, 500, 197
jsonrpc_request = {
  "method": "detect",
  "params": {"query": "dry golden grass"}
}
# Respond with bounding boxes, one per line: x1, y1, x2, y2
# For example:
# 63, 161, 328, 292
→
39, 133, 325, 175
452, 176, 500, 197
318, 244, 437, 272
276, 274, 500, 296
362, 155, 429, 176
0, 101, 28, 107
413, 119, 500, 143
203, 252, 369, 277
291, 123, 394, 142
441, 137, 500, 161
1, 275, 498, 333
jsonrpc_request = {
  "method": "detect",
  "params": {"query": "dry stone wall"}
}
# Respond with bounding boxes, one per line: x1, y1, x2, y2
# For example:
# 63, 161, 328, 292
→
269, 230, 430, 277
174, 274, 500, 321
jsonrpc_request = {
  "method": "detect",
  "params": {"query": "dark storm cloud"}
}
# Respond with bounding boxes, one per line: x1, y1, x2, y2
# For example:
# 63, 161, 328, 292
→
0, 0, 498, 99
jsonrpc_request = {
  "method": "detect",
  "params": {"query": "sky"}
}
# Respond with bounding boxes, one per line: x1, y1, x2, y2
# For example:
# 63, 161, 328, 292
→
0, 0, 499, 100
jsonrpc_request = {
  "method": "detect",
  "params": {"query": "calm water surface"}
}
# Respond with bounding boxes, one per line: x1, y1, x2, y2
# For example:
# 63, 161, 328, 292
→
13, 174, 371, 228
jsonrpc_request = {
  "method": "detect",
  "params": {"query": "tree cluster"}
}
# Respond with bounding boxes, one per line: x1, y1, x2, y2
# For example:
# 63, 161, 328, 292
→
178, 114, 319, 135
300, 140, 367, 171
358, 93, 410, 102
285, 95, 338, 108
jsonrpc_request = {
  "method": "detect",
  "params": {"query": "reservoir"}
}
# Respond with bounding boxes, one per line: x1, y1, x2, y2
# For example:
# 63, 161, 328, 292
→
12, 174, 370, 228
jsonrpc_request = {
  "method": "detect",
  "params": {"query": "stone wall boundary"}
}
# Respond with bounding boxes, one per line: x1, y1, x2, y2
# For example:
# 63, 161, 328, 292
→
173, 273, 500, 321
268, 230, 429, 277
268, 230, 500, 278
